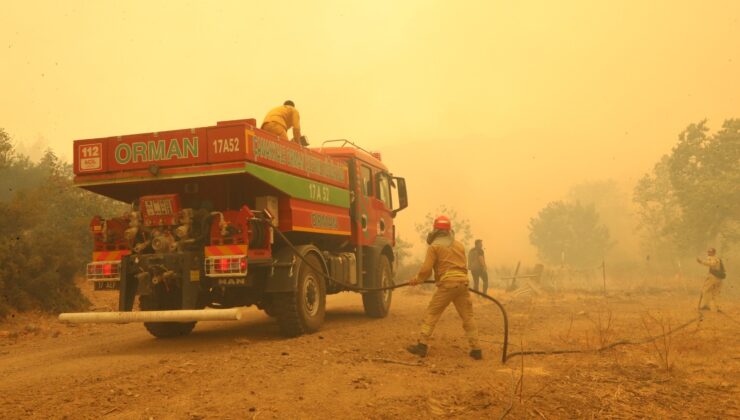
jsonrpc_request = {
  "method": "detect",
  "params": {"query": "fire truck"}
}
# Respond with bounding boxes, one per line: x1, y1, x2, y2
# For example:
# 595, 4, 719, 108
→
61, 118, 408, 338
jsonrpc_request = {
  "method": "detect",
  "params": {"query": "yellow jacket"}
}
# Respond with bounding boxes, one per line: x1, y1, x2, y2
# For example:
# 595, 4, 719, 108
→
699, 255, 722, 278
263, 105, 300, 131
414, 234, 468, 284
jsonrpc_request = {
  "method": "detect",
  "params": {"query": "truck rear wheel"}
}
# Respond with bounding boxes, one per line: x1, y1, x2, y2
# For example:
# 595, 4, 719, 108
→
273, 254, 326, 337
259, 300, 278, 318
139, 293, 196, 338
363, 255, 393, 318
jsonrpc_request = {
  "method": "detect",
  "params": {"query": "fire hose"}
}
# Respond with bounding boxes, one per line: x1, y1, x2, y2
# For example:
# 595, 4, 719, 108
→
265, 222, 517, 362
268, 221, 706, 365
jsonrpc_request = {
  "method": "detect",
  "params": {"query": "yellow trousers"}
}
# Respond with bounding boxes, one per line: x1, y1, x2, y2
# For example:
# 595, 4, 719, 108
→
261, 121, 288, 139
700, 276, 722, 311
419, 281, 480, 350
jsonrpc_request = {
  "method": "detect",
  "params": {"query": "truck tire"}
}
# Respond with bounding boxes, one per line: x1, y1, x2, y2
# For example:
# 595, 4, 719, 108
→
273, 254, 326, 337
362, 255, 393, 318
139, 294, 196, 338
263, 307, 277, 318
259, 297, 278, 318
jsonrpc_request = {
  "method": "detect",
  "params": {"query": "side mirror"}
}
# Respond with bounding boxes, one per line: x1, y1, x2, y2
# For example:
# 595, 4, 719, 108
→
392, 177, 408, 217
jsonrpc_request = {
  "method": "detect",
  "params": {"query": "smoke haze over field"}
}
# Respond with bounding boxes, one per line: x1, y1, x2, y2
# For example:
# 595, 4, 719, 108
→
2, 1, 739, 262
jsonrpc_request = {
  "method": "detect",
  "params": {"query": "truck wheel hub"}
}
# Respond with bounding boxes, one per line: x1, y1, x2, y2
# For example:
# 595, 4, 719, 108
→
381, 271, 391, 303
303, 275, 319, 316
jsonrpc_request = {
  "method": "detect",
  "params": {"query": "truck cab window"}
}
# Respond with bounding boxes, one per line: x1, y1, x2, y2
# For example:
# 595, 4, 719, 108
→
377, 173, 392, 208
361, 165, 372, 197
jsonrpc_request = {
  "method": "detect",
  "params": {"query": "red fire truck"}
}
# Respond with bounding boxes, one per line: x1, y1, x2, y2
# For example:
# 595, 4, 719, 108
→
61, 118, 407, 338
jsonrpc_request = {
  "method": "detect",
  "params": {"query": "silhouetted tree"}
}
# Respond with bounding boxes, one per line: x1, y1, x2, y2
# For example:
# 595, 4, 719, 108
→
0, 128, 13, 168
528, 201, 611, 267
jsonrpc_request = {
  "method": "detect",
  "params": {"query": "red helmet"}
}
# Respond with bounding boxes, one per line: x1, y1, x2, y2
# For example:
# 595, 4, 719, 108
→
433, 215, 451, 231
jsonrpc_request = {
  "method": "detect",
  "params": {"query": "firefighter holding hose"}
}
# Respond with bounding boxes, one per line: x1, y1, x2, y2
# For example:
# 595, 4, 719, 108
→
407, 216, 482, 360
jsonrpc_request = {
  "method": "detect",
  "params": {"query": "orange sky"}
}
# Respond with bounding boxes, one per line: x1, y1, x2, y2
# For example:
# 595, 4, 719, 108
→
2, 1, 739, 263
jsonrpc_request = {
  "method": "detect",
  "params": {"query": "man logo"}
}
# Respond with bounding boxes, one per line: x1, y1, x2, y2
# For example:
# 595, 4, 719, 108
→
217, 278, 246, 286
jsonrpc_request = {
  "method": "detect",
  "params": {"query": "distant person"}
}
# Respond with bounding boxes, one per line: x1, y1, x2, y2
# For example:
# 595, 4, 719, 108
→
696, 247, 726, 311
261, 100, 307, 146
407, 216, 482, 360
468, 239, 488, 294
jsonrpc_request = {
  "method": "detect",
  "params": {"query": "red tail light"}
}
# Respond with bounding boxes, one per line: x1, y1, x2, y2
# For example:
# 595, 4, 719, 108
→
86, 261, 121, 281
205, 256, 247, 277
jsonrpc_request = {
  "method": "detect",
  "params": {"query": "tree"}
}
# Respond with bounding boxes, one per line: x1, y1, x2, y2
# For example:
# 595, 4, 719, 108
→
668, 119, 740, 250
0, 129, 127, 317
633, 156, 684, 260
392, 234, 419, 281
633, 119, 740, 257
393, 235, 414, 268
528, 201, 612, 267
568, 180, 629, 225
0, 128, 13, 168
568, 179, 638, 260
414, 205, 474, 250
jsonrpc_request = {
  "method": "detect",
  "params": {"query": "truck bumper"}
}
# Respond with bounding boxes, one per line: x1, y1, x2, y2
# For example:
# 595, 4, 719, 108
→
58, 307, 244, 324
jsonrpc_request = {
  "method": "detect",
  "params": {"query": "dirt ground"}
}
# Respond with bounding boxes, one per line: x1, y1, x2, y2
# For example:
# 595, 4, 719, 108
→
1, 281, 739, 419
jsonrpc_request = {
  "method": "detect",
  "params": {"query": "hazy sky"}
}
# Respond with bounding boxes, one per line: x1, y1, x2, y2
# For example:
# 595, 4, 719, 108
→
2, 1, 739, 262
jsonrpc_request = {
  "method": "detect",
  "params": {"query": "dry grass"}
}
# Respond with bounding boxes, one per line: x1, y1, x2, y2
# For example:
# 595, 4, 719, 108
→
587, 306, 615, 349
641, 312, 676, 372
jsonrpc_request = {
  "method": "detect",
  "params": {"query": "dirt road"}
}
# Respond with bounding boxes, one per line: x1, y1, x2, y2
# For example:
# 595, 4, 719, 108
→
1, 288, 739, 419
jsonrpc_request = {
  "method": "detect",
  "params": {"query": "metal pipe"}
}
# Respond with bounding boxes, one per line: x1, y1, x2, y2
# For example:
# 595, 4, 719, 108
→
58, 308, 245, 324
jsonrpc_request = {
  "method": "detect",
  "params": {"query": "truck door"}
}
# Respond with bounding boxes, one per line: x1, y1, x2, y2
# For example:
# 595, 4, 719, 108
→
347, 159, 381, 284
347, 158, 364, 283
348, 159, 376, 247
372, 172, 395, 246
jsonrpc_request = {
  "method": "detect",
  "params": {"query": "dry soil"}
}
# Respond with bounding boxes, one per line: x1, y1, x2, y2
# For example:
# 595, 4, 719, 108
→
0, 282, 738, 419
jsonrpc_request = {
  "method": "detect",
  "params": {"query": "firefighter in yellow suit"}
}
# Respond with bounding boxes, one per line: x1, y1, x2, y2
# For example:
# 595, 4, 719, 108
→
408, 215, 482, 360
697, 247, 724, 312
261, 100, 303, 145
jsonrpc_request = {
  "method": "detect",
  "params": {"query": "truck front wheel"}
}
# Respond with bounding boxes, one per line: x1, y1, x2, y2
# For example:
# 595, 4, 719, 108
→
139, 293, 196, 338
273, 253, 326, 337
362, 255, 393, 318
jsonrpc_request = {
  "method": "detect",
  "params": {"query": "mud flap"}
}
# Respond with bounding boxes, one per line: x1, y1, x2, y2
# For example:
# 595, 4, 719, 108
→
264, 245, 328, 293
263, 247, 298, 293
119, 256, 138, 311
181, 254, 201, 309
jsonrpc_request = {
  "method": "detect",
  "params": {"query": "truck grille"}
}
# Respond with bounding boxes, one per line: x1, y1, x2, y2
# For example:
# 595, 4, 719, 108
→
86, 261, 121, 281
204, 255, 247, 277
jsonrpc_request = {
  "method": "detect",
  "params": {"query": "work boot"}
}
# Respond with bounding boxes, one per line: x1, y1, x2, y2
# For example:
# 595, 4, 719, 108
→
469, 349, 483, 360
406, 342, 428, 357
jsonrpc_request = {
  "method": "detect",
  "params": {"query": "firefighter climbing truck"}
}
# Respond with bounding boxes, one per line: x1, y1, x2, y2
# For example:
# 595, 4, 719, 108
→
60, 118, 408, 338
